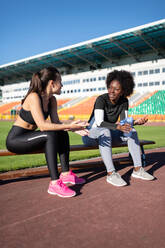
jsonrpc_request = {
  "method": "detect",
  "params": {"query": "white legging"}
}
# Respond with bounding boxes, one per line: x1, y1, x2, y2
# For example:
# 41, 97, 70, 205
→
82, 127, 142, 172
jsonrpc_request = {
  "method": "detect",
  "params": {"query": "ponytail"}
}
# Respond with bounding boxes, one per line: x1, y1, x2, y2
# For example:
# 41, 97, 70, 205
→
21, 67, 59, 104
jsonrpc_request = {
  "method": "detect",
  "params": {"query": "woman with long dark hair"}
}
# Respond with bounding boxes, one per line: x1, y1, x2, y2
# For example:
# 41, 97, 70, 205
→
6, 67, 89, 198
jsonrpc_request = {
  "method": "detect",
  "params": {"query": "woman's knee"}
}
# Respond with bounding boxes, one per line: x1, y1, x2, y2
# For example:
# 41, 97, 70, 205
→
128, 129, 140, 145
130, 129, 138, 139
45, 131, 57, 140
82, 135, 98, 146
98, 128, 112, 147
99, 127, 111, 137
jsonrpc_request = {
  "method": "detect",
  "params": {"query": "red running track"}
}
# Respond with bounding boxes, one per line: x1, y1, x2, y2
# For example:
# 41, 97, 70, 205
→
0, 148, 165, 248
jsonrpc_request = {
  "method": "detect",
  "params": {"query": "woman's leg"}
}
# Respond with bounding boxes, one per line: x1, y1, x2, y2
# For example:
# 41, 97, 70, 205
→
56, 130, 86, 185
44, 131, 59, 180
127, 129, 154, 180
82, 127, 115, 172
6, 126, 59, 180
97, 128, 116, 173
56, 131, 70, 172
127, 129, 142, 167
83, 128, 128, 186
110, 128, 143, 168
83, 127, 142, 172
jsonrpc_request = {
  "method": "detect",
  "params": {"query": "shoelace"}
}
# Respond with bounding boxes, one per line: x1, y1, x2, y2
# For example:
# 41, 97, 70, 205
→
57, 180, 67, 189
62, 171, 75, 178
70, 170, 75, 176
139, 167, 144, 175
112, 171, 120, 178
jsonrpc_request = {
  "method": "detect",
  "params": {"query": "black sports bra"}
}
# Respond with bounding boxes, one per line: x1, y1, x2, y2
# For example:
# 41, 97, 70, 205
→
19, 96, 51, 125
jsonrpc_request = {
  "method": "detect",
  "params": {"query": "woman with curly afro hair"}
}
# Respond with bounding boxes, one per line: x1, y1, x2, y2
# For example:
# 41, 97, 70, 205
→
82, 70, 154, 187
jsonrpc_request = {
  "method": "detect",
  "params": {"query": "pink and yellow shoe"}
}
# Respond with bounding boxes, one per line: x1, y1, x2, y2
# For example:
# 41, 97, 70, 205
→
60, 170, 86, 185
47, 179, 76, 198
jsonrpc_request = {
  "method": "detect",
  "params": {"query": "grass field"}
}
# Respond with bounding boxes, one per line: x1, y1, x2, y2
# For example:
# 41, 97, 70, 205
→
0, 121, 165, 172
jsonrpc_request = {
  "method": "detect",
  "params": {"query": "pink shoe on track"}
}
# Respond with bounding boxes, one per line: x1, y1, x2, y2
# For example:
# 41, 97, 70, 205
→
60, 170, 86, 185
47, 179, 76, 198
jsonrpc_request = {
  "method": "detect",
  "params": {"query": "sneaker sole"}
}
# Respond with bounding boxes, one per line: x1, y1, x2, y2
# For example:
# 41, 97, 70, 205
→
106, 178, 127, 187
131, 174, 154, 181
47, 190, 76, 198
62, 181, 85, 185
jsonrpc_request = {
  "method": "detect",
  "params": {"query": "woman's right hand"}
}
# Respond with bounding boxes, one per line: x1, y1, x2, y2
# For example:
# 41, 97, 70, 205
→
69, 120, 89, 130
116, 123, 132, 133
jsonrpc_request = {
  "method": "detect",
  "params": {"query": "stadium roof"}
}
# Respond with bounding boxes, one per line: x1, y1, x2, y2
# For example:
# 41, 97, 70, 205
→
0, 19, 165, 85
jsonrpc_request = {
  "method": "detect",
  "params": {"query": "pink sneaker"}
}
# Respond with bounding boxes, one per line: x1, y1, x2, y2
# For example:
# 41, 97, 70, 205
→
60, 170, 86, 185
47, 179, 76, 198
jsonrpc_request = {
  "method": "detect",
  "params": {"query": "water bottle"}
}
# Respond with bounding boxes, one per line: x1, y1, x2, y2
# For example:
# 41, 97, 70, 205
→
120, 116, 134, 138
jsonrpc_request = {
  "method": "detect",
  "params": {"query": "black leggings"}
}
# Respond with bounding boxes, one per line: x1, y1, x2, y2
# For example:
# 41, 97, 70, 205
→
6, 126, 70, 180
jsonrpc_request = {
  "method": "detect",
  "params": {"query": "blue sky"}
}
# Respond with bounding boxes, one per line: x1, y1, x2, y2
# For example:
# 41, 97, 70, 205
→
1, 0, 165, 66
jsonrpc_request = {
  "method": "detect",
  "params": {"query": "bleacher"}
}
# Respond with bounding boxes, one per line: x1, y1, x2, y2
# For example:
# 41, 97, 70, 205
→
57, 91, 165, 121
57, 98, 71, 107
58, 96, 98, 120
58, 97, 87, 110
0, 91, 164, 122
129, 90, 165, 121
129, 91, 157, 108
128, 92, 141, 106
0, 102, 20, 114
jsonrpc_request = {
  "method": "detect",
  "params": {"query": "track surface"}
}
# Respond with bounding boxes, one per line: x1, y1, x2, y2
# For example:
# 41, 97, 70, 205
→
0, 147, 165, 248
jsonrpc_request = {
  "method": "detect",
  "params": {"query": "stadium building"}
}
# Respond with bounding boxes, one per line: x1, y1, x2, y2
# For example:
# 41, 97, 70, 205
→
0, 19, 165, 121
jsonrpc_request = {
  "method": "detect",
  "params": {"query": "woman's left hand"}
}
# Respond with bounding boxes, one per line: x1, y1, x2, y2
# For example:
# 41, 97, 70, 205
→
73, 129, 89, 136
134, 115, 148, 125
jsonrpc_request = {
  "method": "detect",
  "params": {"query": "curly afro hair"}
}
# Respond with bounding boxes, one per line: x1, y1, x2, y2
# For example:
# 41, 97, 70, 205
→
106, 70, 135, 97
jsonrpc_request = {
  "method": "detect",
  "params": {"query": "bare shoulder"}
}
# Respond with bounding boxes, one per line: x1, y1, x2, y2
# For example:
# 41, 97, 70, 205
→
23, 93, 40, 109
28, 92, 40, 101
27, 93, 41, 105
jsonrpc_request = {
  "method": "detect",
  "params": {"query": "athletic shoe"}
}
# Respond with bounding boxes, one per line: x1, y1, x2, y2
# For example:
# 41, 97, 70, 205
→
132, 167, 154, 181
106, 171, 127, 187
60, 170, 86, 185
47, 179, 76, 197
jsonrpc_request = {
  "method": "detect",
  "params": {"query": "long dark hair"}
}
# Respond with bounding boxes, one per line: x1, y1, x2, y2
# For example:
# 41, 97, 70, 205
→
22, 67, 59, 104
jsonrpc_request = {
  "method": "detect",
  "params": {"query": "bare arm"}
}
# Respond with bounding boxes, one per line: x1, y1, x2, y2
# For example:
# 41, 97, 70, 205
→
49, 96, 89, 135
29, 93, 87, 131
49, 96, 61, 124
134, 115, 148, 125
116, 123, 132, 133
116, 115, 148, 132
